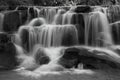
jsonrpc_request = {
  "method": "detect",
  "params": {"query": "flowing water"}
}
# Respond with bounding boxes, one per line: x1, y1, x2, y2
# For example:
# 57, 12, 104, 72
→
1, 5, 120, 80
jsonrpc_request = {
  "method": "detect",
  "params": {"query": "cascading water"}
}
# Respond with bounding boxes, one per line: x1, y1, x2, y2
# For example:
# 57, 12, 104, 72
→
62, 9, 75, 24
53, 9, 66, 24
14, 22, 78, 52
13, 26, 37, 52
84, 11, 113, 47
0, 13, 4, 31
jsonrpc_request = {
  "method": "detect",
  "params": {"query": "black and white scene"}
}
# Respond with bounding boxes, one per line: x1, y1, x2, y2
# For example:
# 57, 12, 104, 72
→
0, 0, 120, 80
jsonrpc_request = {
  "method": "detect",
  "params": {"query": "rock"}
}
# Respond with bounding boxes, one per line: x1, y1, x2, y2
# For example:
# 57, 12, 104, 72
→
19, 28, 29, 51
0, 13, 4, 31
74, 14, 85, 45
75, 46, 120, 69
59, 46, 120, 69
74, 6, 92, 13
58, 47, 80, 68
0, 32, 19, 70
33, 46, 50, 65
61, 25, 79, 46
19, 10, 28, 25
110, 21, 120, 44
3, 11, 21, 33
0, 32, 10, 45
0, 43, 18, 70
28, 17, 46, 26
16, 6, 28, 11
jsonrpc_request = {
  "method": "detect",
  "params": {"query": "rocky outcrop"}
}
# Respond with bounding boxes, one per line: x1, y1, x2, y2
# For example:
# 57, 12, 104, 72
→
33, 46, 50, 65
3, 11, 21, 33
0, 32, 18, 70
74, 5, 92, 13
59, 46, 120, 69
110, 21, 120, 44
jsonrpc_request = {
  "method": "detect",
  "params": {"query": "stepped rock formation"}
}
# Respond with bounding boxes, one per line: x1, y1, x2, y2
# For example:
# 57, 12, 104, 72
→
1, 6, 120, 80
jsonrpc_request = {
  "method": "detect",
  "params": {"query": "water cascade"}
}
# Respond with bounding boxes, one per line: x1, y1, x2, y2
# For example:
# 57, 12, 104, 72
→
84, 11, 113, 47
1, 5, 120, 71
62, 10, 75, 24
41, 8, 57, 24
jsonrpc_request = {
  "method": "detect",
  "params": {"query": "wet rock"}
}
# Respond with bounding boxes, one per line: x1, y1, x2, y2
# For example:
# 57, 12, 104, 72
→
34, 47, 50, 65
58, 47, 80, 68
74, 14, 85, 45
16, 6, 28, 11
76, 46, 120, 69
61, 25, 79, 46
28, 18, 46, 26
0, 32, 10, 45
3, 11, 21, 33
19, 28, 29, 51
19, 10, 28, 25
110, 21, 120, 44
59, 46, 120, 69
74, 6, 92, 13
29, 7, 38, 20
0, 32, 19, 70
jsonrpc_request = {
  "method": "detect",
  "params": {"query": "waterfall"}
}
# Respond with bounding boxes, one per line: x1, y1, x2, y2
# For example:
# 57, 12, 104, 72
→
26, 7, 31, 24
53, 9, 66, 24
62, 10, 75, 24
13, 26, 38, 52
1, 5, 120, 71
37, 24, 78, 47
84, 11, 113, 47
0, 13, 4, 31
93, 6, 108, 15
25, 7, 37, 24
33, 7, 41, 17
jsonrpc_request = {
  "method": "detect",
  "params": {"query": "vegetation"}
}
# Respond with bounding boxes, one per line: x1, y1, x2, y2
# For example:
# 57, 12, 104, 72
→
0, 0, 120, 9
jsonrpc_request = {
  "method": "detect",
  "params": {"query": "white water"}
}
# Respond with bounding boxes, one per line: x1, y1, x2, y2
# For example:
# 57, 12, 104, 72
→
84, 11, 113, 47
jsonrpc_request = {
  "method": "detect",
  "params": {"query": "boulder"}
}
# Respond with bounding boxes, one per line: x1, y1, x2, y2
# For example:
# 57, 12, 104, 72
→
33, 46, 50, 65
3, 11, 21, 33
19, 10, 28, 25
61, 25, 79, 46
0, 32, 18, 70
74, 6, 92, 13
19, 28, 29, 51
59, 46, 120, 69
76, 46, 120, 69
